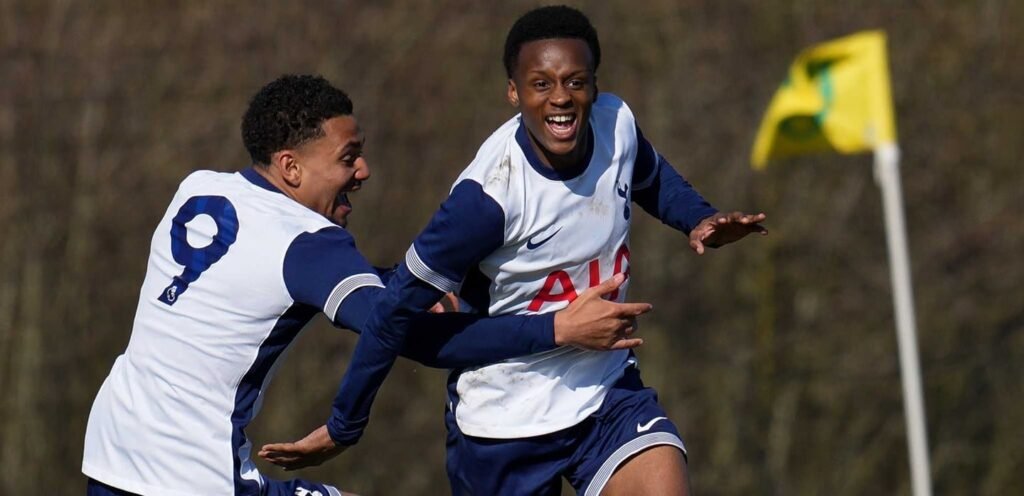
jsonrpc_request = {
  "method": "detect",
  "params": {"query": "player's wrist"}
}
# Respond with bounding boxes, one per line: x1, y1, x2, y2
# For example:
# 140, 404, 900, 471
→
552, 311, 571, 346
325, 415, 365, 447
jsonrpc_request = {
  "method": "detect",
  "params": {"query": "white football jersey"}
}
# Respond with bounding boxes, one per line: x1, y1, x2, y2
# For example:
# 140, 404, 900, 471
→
82, 169, 381, 496
408, 94, 660, 438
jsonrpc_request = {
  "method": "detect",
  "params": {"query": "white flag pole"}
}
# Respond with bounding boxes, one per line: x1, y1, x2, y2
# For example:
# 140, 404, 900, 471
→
873, 143, 932, 496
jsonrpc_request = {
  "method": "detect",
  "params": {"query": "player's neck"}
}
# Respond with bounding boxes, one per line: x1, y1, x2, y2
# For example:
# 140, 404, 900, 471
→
253, 165, 304, 205
530, 130, 591, 172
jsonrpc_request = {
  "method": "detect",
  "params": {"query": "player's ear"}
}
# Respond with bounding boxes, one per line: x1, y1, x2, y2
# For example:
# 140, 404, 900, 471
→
507, 79, 520, 107
274, 150, 302, 187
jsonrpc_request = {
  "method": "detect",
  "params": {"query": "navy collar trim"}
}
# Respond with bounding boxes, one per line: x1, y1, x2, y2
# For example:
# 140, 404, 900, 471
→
515, 119, 594, 181
240, 167, 284, 195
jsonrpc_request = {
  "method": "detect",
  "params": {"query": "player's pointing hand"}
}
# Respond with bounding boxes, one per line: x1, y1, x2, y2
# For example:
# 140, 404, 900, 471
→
552, 273, 652, 351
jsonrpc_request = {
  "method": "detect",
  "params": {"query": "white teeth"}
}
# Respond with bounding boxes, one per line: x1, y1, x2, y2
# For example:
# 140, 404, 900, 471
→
547, 115, 573, 123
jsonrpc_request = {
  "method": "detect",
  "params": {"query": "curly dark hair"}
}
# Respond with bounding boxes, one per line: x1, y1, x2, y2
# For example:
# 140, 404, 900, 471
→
241, 74, 353, 166
503, 5, 601, 79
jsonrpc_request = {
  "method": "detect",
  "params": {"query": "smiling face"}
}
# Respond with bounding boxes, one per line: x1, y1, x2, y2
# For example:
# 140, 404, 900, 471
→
284, 115, 369, 226
507, 38, 597, 171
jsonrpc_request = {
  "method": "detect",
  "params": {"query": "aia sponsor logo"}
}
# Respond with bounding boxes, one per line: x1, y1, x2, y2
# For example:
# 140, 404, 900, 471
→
527, 244, 630, 311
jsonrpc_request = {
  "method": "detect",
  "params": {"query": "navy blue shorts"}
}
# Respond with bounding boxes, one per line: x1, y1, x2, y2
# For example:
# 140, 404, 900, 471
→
87, 476, 341, 496
444, 364, 687, 496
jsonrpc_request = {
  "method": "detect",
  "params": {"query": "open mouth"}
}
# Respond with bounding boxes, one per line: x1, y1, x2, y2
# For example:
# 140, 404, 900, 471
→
544, 113, 577, 140
330, 192, 353, 226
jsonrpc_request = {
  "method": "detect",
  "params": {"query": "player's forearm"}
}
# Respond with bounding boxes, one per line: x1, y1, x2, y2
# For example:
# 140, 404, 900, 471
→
634, 155, 717, 234
326, 328, 398, 445
326, 265, 444, 445
402, 312, 556, 368
337, 281, 555, 368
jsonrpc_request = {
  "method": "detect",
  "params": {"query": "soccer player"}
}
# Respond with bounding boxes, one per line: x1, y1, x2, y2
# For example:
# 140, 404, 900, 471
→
266, 7, 768, 495
81, 74, 651, 496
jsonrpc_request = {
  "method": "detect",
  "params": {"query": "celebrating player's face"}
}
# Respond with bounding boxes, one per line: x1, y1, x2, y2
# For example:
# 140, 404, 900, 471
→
292, 115, 369, 227
508, 38, 597, 170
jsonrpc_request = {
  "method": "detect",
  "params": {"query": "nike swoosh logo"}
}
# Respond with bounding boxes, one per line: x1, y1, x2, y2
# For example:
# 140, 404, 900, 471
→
526, 227, 562, 250
636, 416, 668, 433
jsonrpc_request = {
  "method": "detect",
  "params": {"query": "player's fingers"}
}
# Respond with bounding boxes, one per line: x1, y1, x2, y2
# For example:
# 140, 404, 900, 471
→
610, 338, 644, 350
263, 454, 299, 467
689, 238, 705, 255
589, 273, 626, 298
260, 448, 297, 459
259, 443, 294, 455
445, 293, 460, 312
612, 302, 652, 317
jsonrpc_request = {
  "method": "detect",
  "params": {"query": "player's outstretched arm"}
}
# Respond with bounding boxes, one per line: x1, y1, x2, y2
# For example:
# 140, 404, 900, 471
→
688, 211, 768, 255
398, 272, 650, 367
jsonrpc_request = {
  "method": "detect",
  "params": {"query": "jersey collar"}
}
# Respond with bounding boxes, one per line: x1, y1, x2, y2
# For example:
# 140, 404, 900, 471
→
240, 167, 284, 195
515, 119, 595, 181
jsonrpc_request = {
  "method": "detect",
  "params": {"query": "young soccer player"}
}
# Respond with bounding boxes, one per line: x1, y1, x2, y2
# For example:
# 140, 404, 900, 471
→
81, 74, 650, 496
267, 7, 767, 495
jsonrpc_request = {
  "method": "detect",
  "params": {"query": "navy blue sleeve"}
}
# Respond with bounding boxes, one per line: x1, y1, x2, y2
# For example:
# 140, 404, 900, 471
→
632, 127, 718, 234
373, 265, 397, 285
335, 286, 555, 368
283, 227, 384, 316
326, 180, 506, 445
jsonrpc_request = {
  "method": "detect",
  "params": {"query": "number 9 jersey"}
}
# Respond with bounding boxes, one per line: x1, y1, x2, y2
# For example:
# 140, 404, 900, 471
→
82, 169, 382, 496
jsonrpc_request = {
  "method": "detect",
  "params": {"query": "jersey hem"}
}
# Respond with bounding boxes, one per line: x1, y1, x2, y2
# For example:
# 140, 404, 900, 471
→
454, 354, 631, 439
83, 463, 213, 496
455, 397, 606, 438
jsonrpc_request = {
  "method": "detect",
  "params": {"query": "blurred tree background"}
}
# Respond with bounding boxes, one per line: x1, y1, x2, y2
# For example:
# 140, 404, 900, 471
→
1, 0, 1021, 494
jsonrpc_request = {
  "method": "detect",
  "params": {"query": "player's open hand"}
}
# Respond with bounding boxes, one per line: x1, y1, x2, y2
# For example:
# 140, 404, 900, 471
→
258, 425, 345, 471
689, 211, 768, 255
553, 273, 652, 351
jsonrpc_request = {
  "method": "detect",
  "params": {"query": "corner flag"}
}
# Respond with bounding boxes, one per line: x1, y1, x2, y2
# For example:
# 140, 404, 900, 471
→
750, 30, 933, 496
751, 31, 896, 168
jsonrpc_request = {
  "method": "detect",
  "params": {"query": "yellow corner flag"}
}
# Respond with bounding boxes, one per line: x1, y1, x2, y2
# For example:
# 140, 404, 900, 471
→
751, 30, 897, 169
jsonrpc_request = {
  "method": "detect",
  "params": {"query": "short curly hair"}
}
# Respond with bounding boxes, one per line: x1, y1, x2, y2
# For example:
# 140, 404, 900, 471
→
241, 74, 353, 166
503, 5, 601, 79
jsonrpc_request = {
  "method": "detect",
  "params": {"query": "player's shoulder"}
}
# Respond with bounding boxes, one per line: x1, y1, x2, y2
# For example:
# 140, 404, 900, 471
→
174, 169, 264, 201
285, 224, 359, 262
591, 93, 641, 149
592, 92, 637, 124
457, 115, 518, 174
292, 224, 354, 246
175, 169, 234, 191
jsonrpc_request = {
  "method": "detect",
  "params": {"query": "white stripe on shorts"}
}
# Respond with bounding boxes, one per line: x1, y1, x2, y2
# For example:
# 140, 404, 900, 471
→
583, 431, 687, 496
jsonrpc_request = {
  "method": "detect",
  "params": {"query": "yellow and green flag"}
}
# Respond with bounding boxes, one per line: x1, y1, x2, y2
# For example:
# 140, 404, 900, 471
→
751, 30, 897, 169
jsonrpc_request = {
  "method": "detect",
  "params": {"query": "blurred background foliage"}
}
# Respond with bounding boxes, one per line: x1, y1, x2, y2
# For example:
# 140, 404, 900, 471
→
1, 0, 1021, 494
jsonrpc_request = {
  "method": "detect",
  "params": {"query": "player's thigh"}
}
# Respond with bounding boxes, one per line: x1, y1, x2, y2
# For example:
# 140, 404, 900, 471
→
568, 365, 689, 495
600, 445, 690, 496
